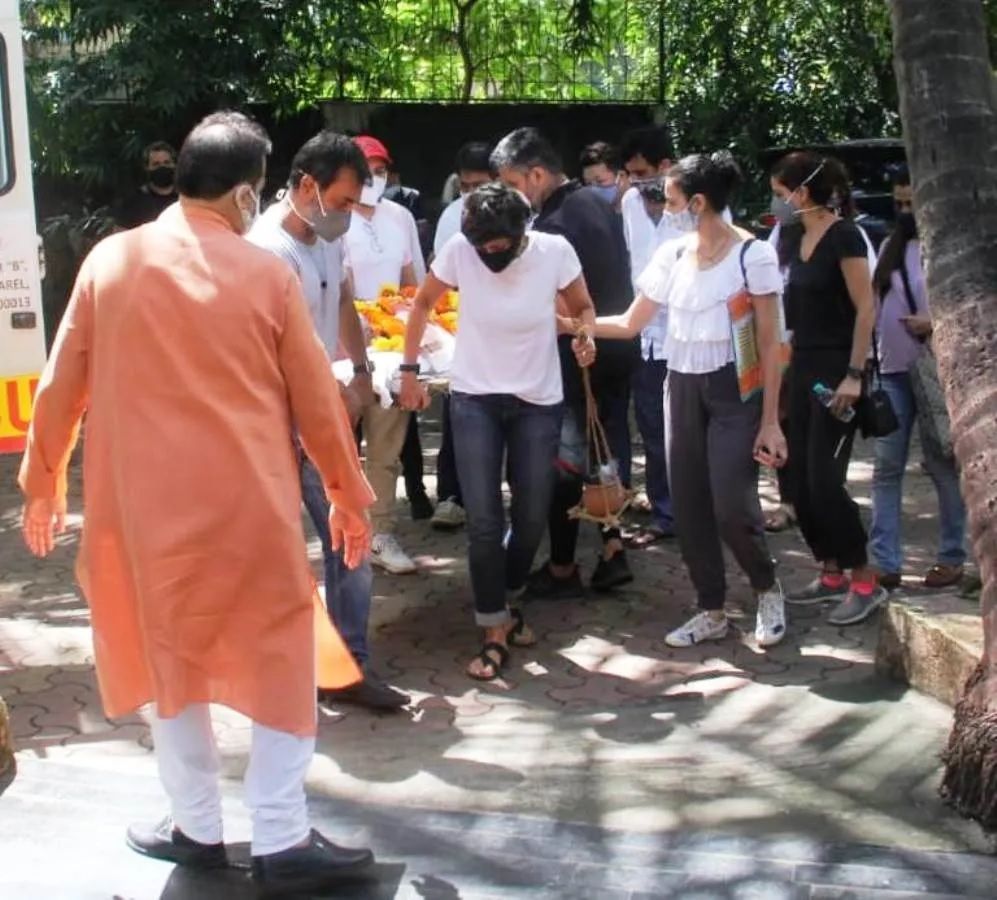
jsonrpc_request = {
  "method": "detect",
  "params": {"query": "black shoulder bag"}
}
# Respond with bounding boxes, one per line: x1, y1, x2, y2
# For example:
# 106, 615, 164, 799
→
858, 280, 900, 439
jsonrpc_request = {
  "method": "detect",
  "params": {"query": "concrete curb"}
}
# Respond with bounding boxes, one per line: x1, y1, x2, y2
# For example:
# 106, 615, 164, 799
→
876, 591, 983, 707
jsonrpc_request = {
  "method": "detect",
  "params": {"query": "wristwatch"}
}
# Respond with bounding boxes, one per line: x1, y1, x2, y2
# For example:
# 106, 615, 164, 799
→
353, 359, 375, 375
846, 366, 864, 380
399, 363, 421, 375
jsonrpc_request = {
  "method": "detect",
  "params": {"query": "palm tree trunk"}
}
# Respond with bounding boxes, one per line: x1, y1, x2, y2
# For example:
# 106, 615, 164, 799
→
890, 0, 997, 831
0, 694, 15, 796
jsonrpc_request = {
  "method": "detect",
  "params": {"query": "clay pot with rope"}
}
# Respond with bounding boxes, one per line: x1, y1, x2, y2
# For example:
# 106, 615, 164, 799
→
571, 366, 631, 526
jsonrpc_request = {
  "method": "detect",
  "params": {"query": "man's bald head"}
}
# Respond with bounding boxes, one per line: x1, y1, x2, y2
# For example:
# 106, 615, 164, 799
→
176, 111, 272, 200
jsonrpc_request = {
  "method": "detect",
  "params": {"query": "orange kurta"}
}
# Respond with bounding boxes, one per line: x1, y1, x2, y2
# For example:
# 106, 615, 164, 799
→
18, 204, 375, 737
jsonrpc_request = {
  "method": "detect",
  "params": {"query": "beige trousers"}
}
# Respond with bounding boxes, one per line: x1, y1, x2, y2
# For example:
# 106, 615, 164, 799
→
361, 404, 409, 534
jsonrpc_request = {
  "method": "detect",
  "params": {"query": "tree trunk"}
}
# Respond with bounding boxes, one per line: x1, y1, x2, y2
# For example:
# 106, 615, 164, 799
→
0, 694, 15, 796
890, 0, 997, 832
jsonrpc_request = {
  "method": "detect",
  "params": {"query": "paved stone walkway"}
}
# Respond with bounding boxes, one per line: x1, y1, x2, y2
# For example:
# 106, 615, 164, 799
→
0, 419, 991, 897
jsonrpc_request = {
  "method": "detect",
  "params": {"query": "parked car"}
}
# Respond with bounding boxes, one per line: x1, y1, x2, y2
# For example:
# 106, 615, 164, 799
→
751, 138, 907, 247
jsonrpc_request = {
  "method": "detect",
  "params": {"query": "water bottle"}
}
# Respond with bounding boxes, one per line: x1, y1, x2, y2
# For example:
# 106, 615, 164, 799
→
813, 381, 856, 423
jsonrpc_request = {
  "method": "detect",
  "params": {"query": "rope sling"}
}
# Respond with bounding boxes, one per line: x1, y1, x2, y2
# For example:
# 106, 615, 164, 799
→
567, 365, 632, 529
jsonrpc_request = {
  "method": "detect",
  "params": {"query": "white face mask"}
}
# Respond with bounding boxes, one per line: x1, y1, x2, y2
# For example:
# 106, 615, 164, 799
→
359, 173, 387, 206
664, 205, 698, 233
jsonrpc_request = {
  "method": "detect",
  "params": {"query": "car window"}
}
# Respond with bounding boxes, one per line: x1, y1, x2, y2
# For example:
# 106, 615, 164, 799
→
0, 34, 14, 195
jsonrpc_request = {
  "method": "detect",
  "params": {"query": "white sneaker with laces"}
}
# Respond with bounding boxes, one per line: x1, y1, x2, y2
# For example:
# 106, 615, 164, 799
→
665, 611, 728, 648
370, 534, 417, 575
755, 581, 787, 648
431, 498, 466, 530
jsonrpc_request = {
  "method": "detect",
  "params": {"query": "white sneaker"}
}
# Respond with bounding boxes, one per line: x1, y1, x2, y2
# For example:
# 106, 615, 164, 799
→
370, 534, 417, 574
665, 611, 729, 648
755, 581, 787, 648
431, 498, 466, 531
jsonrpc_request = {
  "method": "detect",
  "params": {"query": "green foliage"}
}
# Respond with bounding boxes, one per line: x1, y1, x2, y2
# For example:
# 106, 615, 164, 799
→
19, 0, 996, 191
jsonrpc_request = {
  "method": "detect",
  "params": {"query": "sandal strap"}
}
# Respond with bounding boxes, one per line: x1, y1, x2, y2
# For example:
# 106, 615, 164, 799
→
478, 641, 510, 670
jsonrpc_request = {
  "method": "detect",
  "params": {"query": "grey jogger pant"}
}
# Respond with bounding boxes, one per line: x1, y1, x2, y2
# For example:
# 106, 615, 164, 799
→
664, 364, 776, 611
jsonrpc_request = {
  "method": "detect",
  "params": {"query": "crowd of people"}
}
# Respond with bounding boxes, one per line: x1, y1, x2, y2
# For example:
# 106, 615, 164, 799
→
17, 111, 967, 893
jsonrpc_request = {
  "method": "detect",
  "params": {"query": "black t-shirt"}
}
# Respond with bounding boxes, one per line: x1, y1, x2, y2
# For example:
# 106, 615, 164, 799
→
116, 186, 178, 229
786, 219, 867, 351
533, 180, 637, 399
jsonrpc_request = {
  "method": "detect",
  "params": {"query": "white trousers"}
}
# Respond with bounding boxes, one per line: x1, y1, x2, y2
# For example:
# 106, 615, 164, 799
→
148, 704, 315, 856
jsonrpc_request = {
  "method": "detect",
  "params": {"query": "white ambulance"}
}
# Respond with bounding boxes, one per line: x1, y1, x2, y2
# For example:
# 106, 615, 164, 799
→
0, 0, 45, 454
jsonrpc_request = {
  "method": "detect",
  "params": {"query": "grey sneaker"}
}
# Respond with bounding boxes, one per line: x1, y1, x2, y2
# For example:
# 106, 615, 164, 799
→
828, 587, 889, 626
786, 576, 850, 606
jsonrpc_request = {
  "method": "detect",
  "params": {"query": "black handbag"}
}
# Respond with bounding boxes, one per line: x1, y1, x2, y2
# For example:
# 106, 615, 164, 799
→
858, 336, 899, 439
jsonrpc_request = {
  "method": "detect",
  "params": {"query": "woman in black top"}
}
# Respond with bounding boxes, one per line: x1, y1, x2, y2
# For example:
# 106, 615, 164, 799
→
770, 152, 884, 625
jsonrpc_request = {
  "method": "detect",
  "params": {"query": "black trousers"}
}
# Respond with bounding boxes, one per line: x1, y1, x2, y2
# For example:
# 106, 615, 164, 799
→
665, 365, 775, 610
400, 413, 427, 500
787, 350, 867, 570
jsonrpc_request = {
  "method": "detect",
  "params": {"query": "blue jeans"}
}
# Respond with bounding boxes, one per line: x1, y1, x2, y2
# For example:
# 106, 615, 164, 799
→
451, 392, 562, 626
632, 355, 674, 532
299, 453, 372, 666
870, 372, 967, 574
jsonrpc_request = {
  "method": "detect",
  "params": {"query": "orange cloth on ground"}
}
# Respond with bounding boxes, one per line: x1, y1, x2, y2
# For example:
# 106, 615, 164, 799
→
18, 203, 375, 737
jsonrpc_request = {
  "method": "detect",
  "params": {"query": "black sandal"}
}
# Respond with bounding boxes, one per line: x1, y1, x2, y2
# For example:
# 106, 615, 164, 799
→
507, 608, 537, 648
468, 642, 510, 682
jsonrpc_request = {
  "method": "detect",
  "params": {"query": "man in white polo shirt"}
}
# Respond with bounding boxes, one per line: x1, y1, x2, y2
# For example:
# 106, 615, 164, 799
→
248, 131, 408, 711
345, 135, 427, 575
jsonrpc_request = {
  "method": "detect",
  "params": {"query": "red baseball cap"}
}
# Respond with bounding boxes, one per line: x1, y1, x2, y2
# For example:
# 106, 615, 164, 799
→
354, 135, 392, 165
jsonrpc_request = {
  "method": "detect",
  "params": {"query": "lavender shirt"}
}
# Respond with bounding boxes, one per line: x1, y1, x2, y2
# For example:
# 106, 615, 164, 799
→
877, 240, 929, 374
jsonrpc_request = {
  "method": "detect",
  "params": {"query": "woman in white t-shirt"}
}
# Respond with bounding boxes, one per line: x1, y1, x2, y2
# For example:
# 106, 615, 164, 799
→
400, 184, 596, 681
593, 152, 789, 650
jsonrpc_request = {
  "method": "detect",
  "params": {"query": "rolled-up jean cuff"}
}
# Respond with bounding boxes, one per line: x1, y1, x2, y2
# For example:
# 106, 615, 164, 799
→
475, 608, 512, 628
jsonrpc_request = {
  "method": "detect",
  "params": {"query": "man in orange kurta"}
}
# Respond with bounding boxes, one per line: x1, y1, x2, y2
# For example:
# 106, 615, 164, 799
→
18, 112, 377, 892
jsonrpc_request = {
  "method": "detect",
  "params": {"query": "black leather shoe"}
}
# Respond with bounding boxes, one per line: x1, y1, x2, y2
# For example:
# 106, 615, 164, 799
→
126, 816, 227, 868
525, 562, 584, 600
318, 674, 409, 710
252, 829, 374, 895
591, 550, 634, 593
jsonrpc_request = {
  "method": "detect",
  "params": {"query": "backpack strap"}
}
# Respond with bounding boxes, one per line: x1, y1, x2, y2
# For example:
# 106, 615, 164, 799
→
897, 256, 919, 317
740, 238, 756, 288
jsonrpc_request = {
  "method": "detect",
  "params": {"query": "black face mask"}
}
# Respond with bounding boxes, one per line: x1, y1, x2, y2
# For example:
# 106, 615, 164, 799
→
475, 242, 520, 273
634, 177, 665, 203
896, 211, 918, 238
148, 166, 175, 189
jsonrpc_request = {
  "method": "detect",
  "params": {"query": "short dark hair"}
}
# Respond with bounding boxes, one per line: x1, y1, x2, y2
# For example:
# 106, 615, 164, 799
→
461, 182, 533, 245
619, 127, 673, 168
771, 150, 854, 217
454, 141, 492, 174
890, 163, 911, 187
579, 141, 619, 171
175, 111, 272, 201
490, 128, 563, 175
668, 151, 743, 213
289, 131, 370, 190
143, 141, 176, 167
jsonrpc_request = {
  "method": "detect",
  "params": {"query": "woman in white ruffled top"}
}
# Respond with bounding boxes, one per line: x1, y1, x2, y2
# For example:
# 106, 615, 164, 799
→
593, 152, 789, 649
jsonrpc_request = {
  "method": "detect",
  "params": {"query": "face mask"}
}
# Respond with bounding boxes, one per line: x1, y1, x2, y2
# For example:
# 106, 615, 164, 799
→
148, 166, 175, 189
896, 211, 917, 238
772, 160, 828, 226
237, 185, 260, 234
591, 184, 618, 205
770, 194, 796, 227
311, 189, 352, 242
634, 177, 665, 203
664, 205, 698, 233
359, 174, 387, 206
475, 242, 520, 273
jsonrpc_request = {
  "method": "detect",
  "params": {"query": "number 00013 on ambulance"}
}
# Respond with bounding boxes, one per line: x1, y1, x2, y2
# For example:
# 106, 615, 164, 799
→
0, 0, 46, 454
